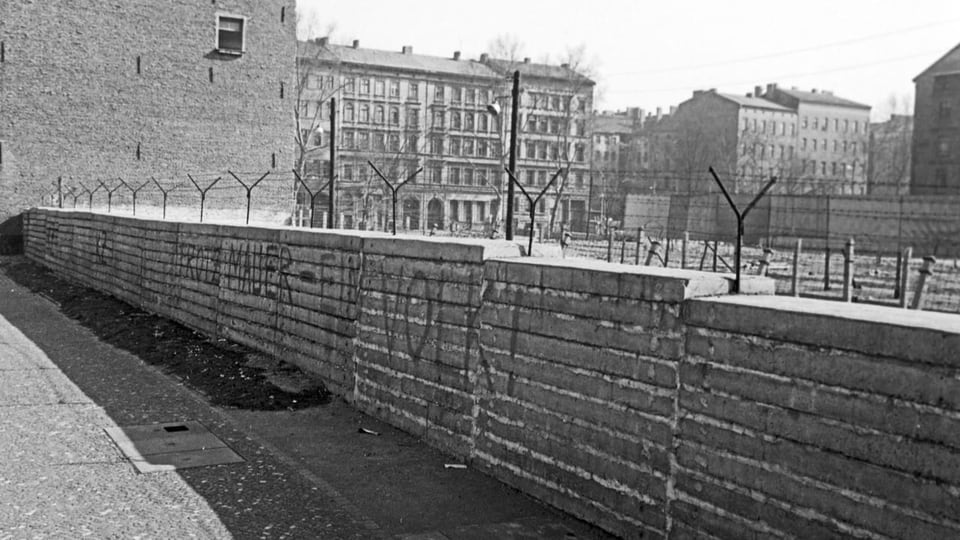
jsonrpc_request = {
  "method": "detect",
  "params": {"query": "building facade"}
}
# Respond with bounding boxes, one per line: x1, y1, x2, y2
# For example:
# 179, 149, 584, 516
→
762, 84, 871, 195
591, 109, 643, 224
296, 40, 594, 234
630, 84, 870, 196
0, 0, 297, 243
868, 114, 913, 196
912, 43, 960, 195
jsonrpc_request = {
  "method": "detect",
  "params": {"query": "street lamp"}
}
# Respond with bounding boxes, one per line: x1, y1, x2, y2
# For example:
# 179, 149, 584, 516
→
487, 70, 521, 240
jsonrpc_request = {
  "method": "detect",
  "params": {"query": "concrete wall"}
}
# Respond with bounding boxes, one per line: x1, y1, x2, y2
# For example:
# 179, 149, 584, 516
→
680, 297, 960, 539
23, 208, 960, 540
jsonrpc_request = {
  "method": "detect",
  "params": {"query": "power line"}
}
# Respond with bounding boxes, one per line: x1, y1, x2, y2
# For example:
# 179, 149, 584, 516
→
606, 50, 942, 95
605, 18, 960, 77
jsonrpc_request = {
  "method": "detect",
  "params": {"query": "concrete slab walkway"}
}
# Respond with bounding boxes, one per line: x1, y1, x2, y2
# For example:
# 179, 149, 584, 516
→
0, 257, 612, 539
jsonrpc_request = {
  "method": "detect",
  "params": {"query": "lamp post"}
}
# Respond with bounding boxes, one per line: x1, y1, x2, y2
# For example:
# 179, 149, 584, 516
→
328, 97, 337, 228
488, 70, 521, 240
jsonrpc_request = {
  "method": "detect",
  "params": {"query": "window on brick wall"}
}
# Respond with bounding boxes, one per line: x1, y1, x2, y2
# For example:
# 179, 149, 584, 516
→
216, 15, 245, 54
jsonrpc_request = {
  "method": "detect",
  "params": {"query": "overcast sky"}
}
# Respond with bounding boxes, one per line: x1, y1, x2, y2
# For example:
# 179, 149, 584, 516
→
296, 0, 960, 120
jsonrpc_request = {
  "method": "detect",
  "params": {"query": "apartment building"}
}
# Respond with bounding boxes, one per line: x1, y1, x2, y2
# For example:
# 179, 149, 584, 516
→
912, 42, 960, 195
634, 84, 870, 195
296, 39, 595, 233
762, 83, 871, 194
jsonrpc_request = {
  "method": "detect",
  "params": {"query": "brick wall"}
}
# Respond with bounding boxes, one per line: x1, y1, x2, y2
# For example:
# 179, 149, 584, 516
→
0, 0, 296, 231
23, 208, 960, 540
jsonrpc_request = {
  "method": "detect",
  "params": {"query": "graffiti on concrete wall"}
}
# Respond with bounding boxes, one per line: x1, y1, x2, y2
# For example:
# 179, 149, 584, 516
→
94, 230, 114, 265
178, 243, 220, 285
220, 240, 294, 304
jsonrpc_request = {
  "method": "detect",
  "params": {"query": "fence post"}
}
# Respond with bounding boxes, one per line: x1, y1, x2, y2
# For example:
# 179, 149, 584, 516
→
619, 236, 626, 264
894, 250, 903, 299
634, 227, 644, 265
791, 238, 802, 297
910, 256, 937, 310
842, 237, 855, 302
823, 246, 831, 291
758, 247, 774, 276
899, 247, 912, 308
606, 228, 614, 262
712, 241, 718, 272
681, 231, 689, 269
645, 240, 662, 266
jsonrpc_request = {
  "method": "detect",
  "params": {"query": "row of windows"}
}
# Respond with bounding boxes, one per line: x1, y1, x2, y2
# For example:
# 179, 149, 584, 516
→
523, 141, 586, 161
526, 115, 586, 136
801, 160, 861, 177
341, 76, 496, 105
801, 116, 864, 134
743, 143, 795, 161
739, 161, 861, 178
430, 137, 501, 158
743, 118, 796, 136
801, 138, 864, 155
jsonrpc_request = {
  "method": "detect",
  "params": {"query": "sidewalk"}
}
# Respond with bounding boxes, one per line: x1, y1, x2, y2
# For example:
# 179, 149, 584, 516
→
0, 256, 611, 539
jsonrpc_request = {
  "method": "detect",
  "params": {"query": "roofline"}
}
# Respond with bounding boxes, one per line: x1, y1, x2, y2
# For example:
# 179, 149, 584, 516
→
914, 41, 960, 82
298, 42, 501, 81
715, 93, 793, 111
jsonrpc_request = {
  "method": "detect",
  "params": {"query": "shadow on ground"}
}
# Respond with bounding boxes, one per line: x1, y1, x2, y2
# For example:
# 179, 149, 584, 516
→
0, 259, 330, 410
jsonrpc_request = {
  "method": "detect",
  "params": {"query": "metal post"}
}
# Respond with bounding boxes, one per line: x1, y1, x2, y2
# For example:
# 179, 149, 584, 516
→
681, 231, 689, 269
899, 247, 912, 309
634, 227, 643, 265
911, 256, 937, 310
620, 236, 626, 264
505, 70, 520, 241
712, 240, 718, 272
894, 250, 903, 299
823, 247, 831, 291
758, 247, 773, 276
645, 240, 662, 266
664, 238, 671, 267
606, 228, 614, 262
791, 238, 802, 297
57, 177, 63, 208
328, 97, 336, 229
708, 167, 776, 293
842, 237, 855, 302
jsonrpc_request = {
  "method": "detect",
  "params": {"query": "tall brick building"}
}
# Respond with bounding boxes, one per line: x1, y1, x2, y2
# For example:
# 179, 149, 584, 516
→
912, 42, 960, 195
0, 0, 297, 245
296, 39, 594, 234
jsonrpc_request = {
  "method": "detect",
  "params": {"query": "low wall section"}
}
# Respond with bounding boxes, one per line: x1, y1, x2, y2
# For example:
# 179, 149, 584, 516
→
23, 209, 960, 540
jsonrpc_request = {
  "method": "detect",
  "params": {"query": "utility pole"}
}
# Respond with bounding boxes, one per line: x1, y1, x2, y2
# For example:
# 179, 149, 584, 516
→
505, 70, 520, 241
327, 97, 336, 228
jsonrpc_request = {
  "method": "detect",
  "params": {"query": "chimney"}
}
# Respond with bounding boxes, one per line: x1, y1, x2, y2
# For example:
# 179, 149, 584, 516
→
561, 63, 570, 69
401, 45, 413, 54
766, 82, 777, 94
523, 57, 531, 63
754, 85, 763, 97
669, 106, 677, 115
656, 107, 663, 120
453, 51, 460, 60
693, 90, 704, 98
746, 92, 753, 98
811, 88, 818, 93
352, 39, 360, 49
314, 37, 328, 46
480, 53, 489, 62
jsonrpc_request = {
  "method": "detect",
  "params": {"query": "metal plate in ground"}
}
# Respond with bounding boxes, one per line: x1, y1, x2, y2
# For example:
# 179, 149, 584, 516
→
105, 421, 244, 473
